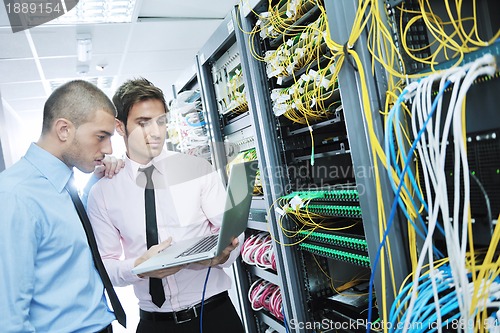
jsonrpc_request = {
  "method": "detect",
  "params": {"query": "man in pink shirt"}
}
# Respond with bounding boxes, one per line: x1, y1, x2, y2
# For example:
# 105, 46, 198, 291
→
86, 78, 245, 333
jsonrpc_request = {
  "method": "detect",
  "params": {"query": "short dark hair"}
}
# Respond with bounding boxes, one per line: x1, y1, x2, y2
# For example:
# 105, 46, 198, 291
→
112, 78, 167, 127
42, 80, 116, 134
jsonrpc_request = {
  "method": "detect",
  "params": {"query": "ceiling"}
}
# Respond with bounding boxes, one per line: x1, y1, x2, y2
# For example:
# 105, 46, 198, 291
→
0, 0, 239, 168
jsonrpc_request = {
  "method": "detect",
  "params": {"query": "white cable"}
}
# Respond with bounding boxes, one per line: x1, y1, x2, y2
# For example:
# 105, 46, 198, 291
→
402, 55, 497, 332
401, 55, 495, 330
248, 279, 268, 311
403, 73, 449, 333
451, 60, 497, 324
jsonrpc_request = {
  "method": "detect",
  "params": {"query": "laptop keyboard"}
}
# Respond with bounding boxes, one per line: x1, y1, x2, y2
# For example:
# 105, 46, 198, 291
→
176, 234, 219, 258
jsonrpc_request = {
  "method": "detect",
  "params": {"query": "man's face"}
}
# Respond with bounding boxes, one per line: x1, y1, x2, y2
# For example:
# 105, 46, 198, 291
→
120, 99, 167, 165
63, 109, 115, 173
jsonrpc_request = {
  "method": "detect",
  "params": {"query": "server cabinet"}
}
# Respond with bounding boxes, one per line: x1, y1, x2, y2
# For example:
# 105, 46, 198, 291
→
195, 0, 500, 332
322, 0, 500, 331
238, 1, 386, 331
196, 8, 290, 333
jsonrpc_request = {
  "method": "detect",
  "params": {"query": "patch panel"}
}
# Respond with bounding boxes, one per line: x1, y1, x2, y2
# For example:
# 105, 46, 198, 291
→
288, 204, 362, 218
282, 189, 359, 202
296, 230, 367, 252
299, 243, 371, 267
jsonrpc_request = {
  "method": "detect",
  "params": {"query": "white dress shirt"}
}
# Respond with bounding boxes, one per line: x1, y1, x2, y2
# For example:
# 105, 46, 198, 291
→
87, 150, 243, 312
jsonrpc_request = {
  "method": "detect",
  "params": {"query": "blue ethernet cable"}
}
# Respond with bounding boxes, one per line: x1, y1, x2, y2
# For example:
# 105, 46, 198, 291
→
388, 276, 428, 323
185, 115, 206, 127
408, 283, 456, 332
386, 87, 428, 210
388, 278, 436, 333
283, 307, 290, 333
414, 291, 459, 333
385, 85, 445, 243
389, 265, 465, 333
367, 79, 453, 333
199, 267, 212, 333
393, 96, 446, 237
385, 89, 443, 250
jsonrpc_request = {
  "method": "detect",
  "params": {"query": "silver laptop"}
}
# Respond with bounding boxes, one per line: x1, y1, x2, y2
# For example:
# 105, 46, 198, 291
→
132, 160, 258, 274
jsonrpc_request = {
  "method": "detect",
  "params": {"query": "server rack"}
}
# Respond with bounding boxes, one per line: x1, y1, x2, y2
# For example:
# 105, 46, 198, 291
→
384, 0, 500, 244
193, 0, 499, 332
323, 0, 413, 322
325, 0, 499, 331
387, 2, 499, 332
238, 1, 389, 331
196, 8, 291, 333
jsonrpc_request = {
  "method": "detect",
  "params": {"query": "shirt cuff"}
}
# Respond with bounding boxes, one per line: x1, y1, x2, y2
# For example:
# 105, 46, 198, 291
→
123, 258, 144, 283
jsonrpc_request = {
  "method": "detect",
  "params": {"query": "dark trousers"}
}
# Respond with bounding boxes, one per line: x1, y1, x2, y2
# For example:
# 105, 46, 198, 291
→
136, 294, 244, 333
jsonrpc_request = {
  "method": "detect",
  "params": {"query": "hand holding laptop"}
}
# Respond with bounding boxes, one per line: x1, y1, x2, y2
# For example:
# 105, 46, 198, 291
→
197, 238, 239, 267
131, 161, 257, 275
133, 237, 240, 277
133, 238, 185, 278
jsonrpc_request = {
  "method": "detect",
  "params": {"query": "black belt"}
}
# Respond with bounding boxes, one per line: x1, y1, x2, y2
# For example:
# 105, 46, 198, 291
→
140, 291, 228, 324
96, 324, 112, 333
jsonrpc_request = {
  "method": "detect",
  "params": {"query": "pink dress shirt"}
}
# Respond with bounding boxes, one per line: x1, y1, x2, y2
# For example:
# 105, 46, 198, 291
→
87, 150, 243, 312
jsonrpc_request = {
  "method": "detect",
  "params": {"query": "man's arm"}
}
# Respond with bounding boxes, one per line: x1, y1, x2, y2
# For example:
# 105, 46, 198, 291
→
87, 184, 143, 286
0, 194, 37, 332
87, 182, 182, 284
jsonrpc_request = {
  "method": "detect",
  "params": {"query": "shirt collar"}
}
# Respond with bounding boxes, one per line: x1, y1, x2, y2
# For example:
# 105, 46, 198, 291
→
125, 150, 169, 180
24, 143, 73, 193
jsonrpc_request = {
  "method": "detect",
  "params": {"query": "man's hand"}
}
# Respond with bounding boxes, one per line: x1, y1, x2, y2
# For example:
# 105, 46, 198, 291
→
134, 238, 186, 279
94, 156, 125, 179
199, 238, 239, 267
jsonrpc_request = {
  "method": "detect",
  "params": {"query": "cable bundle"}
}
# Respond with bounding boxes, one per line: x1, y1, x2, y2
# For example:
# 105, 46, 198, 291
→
167, 90, 211, 159
388, 264, 500, 333
396, 1, 500, 72
248, 279, 284, 321
270, 64, 339, 124
379, 54, 499, 332
252, 0, 319, 42
225, 68, 249, 116
242, 232, 277, 271
264, 15, 327, 80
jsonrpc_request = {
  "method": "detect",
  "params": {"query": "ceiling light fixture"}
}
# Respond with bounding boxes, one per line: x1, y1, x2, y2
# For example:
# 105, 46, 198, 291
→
48, 0, 137, 24
77, 35, 92, 62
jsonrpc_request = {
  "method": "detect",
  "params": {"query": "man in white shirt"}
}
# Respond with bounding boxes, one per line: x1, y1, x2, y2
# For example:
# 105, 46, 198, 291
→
87, 78, 245, 333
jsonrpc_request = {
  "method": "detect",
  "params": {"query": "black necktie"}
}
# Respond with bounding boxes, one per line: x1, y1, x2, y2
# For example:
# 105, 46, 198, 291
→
66, 182, 127, 328
141, 166, 166, 308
